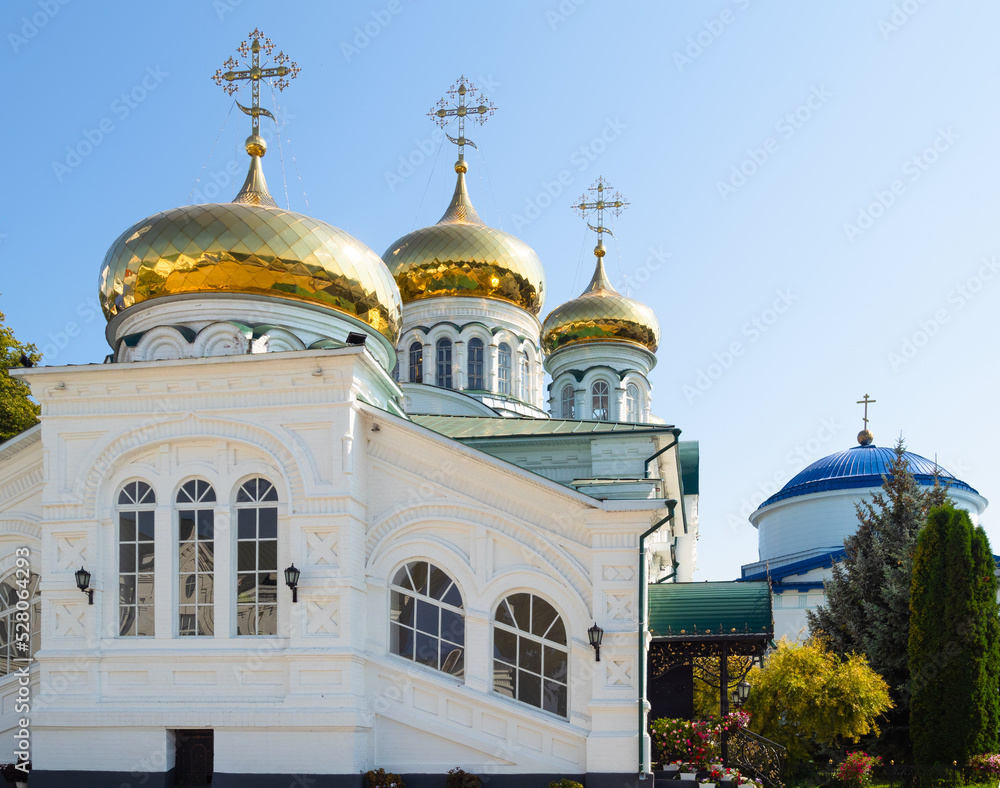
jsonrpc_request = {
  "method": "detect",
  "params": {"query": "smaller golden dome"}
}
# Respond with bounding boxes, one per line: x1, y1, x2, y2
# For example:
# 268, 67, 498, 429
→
383, 162, 546, 314
541, 256, 660, 354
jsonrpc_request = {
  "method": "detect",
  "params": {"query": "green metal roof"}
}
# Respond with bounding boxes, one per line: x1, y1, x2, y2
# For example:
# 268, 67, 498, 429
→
648, 581, 772, 640
412, 414, 677, 440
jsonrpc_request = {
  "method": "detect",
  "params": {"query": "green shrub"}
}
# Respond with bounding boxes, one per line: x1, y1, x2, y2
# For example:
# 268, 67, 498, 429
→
365, 768, 404, 788
548, 780, 583, 788
447, 768, 482, 788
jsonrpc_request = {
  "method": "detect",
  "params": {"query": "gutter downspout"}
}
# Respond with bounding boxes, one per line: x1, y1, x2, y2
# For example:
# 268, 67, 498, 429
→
638, 499, 677, 779
644, 430, 688, 535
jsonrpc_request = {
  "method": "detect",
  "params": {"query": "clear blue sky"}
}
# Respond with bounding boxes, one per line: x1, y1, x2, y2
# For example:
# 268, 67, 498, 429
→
4, 1, 999, 579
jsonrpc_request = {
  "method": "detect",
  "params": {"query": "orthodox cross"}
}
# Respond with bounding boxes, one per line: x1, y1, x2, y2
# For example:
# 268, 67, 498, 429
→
213, 28, 299, 138
428, 76, 496, 163
857, 393, 876, 429
573, 177, 629, 248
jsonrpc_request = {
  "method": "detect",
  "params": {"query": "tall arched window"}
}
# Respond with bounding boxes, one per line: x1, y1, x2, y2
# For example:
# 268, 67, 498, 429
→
493, 593, 568, 717
118, 481, 156, 637
408, 342, 423, 384
497, 343, 511, 395
177, 480, 216, 637
389, 561, 464, 677
0, 571, 40, 676
561, 385, 575, 419
626, 383, 641, 422
591, 380, 610, 421
467, 338, 484, 390
236, 478, 278, 636
520, 356, 529, 401
436, 339, 453, 389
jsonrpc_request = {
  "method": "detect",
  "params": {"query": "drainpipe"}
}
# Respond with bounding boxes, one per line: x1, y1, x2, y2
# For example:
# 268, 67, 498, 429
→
638, 500, 677, 779
644, 430, 687, 535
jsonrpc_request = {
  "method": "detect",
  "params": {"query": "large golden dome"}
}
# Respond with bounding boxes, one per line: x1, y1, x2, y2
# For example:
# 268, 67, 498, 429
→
541, 247, 659, 354
383, 162, 546, 315
99, 144, 402, 343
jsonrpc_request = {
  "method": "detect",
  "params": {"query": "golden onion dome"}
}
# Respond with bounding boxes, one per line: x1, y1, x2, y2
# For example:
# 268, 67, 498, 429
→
99, 136, 402, 343
382, 161, 546, 315
541, 244, 660, 354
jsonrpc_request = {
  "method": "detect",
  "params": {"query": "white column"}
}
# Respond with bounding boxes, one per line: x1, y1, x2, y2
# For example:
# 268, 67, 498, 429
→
455, 340, 466, 390
214, 506, 233, 638
153, 503, 173, 639
486, 343, 498, 393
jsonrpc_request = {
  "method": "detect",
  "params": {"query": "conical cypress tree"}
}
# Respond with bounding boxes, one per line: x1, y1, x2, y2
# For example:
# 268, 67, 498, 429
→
910, 505, 999, 763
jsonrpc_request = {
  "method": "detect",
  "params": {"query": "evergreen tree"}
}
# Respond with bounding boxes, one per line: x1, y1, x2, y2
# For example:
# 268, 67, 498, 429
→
909, 504, 999, 763
0, 303, 40, 442
807, 439, 946, 760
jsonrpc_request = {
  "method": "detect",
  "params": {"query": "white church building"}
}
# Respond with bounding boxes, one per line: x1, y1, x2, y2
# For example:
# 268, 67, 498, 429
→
0, 46, 700, 788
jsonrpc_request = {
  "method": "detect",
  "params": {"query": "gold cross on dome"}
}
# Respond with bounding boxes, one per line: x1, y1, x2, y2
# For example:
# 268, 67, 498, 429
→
427, 76, 496, 162
857, 393, 876, 428
213, 28, 300, 138
574, 177, 629, 246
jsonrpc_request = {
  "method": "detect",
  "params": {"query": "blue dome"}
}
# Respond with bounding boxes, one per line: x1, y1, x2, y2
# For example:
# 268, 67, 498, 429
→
758, 444, 978, 509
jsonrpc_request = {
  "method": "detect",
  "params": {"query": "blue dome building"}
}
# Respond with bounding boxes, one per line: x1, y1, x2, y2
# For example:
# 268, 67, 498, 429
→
741, 435, 988, 641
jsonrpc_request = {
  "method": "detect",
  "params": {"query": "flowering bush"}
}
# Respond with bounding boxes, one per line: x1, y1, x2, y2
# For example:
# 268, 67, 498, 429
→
968, 754, 1000, 778
834, 751, 881, 788
649, 714, 750, 770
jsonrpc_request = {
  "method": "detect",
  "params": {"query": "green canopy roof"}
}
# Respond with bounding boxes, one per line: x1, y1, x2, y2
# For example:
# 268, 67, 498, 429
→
648, 581, 772, 640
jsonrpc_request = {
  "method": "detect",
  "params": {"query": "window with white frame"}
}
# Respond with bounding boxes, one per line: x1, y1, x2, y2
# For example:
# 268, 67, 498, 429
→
409, 342, 423, 383
561, 385, 575, 419
626, 383, 641, 422
436, 339, 453, 389
118, 480, 156, 637
493, 593, 568, 716
467, 338, 484, 390
235, 478, 278, 636
0, 571, 40, 676
389, 561, 465, 677
177, 480, 215, 636
498, 343, 511, 395
591, 380, 610, 421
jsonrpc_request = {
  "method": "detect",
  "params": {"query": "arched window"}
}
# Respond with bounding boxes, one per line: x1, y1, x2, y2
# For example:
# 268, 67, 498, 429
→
118, 480, 156, 637
626, 383, 641, 422
561, 385, 575, 419
497, 343, 511, 395
520, 355, 529, 401
0, 571, 40, 676
177, 480, 216, 637
591, 380, 610, 421
436, 339, 453, 389
493, 593, 568, 717
236, 478, 278, 636
408, 342, 423, 384
390, 561, 464, 677
467, 338, 484, 390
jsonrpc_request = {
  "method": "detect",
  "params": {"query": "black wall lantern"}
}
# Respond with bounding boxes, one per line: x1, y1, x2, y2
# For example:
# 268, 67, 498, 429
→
588, 622, 604, 662
75, 566, 93, 605
284, 564, 301, 603
730, 678, 751, 708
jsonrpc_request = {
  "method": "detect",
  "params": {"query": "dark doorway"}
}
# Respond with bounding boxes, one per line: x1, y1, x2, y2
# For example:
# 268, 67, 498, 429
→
648, 662, 693, 721
174, 729, 213, 786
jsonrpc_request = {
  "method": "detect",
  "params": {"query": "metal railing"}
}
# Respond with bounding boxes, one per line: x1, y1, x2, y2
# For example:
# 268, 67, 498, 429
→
725, 727, 786, 788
